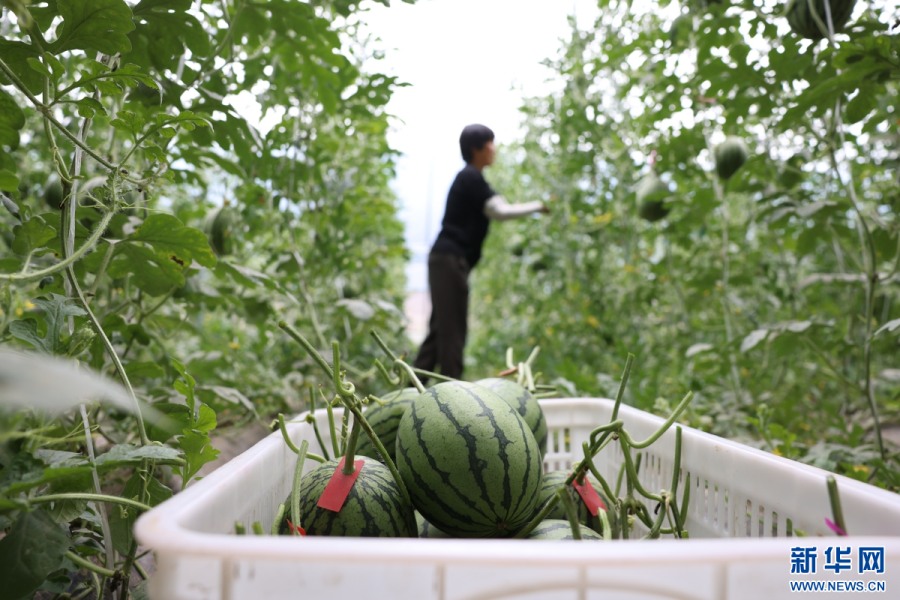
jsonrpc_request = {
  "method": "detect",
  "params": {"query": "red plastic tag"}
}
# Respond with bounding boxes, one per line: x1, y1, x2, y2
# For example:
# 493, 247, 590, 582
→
317, 457, 364, 513
571, 476, 607, 516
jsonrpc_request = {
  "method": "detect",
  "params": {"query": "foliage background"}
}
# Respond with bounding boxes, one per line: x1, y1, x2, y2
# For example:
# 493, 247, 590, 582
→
468, 0, 899, 488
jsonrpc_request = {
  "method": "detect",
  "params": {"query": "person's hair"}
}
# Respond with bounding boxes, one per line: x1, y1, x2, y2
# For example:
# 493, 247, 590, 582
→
459, 124, 494, 163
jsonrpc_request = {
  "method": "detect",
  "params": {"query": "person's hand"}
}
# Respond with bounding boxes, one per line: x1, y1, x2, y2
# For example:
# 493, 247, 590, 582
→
538, 203, 550, 214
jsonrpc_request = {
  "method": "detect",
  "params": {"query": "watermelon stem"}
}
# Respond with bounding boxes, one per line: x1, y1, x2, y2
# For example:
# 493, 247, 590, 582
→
291, 439, 310, 534
597, 508, 612, 541
374, 358, 403, 387
271, 502, 286, 535
610, 354, 635, 421
620, 446, 662, 502
325, 392, 340, 458
587, 420, 624, 449
826, 475, 848, 536
643, 494, 670, 539
370, 330, 428, 392
277, 414, 325, 463
525, 346, 541, 367
663, 494, 682, 538
615, 460, 627, 498
307, 388, 331, 461
411, 366, 456, 384
670, 426, 683, 498
502, 346, 542, 391
619, 500, 630, 540
331, 341, 356, 400
370, 329, 398, 360
557, 487, 583, 540
342, 409, 362, 475
679, 473, 691, 528
521, 362, 536, 393
393, 359, 426, 393
279, 320, 335, 380
668, 427, 688, 536
343, 399, 418, 534
631, 500, 654, 531
621, 391, 693, 449
580, 442, 618, 513
339, 399, 351, 453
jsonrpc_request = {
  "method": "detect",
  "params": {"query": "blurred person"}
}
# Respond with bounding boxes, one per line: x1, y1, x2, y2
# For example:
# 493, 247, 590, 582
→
413, 124, 549, 380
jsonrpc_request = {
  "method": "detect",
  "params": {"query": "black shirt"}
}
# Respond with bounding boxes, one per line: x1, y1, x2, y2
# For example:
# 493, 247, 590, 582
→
431, 164, 495, 268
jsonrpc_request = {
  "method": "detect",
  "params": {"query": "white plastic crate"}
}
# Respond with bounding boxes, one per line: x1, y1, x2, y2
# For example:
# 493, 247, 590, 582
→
135, 398, 900, 599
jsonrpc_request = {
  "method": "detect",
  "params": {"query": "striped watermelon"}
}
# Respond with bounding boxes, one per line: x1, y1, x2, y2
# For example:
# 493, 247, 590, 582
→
713, 136, 749, 180
415, 511, 451, 538
396, 381, 543, 538
356, 388, 419, 463
475, 377, 548, 454
786, 0, 857, 41
292, 456, 415, 537
527, 519, 605, 540
536, 470, 616, 536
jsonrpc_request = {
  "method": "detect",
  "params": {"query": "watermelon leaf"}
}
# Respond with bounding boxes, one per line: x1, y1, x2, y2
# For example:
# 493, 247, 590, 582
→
0, 509, 71, 600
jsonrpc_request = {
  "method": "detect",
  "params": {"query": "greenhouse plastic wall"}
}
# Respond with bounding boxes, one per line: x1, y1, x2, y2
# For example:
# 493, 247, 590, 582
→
135, 399, 900, 600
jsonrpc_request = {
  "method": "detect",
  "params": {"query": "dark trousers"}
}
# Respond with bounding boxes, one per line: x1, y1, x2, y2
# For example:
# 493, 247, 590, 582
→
413, 253, 470, 380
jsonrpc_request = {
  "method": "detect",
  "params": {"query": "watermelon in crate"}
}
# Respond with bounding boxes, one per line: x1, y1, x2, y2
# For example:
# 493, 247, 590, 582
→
395, 381, 543, 538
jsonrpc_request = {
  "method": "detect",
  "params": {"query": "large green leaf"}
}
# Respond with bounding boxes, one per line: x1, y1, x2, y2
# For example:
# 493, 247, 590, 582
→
108, 243, 186, 295
0, 510, 70, 600
33, 294, 87, 355
0, 169, 18, 191
3, 461, 91, 496
178, 428, 218, 484
0, 40, 43, 93
145, 403, 192, 443
780, 60, 891, 129
50, 0, 135, 55
93, 443, 182, 467
128, 214, 217, 268
0, 89, 25, 150
129, 0, 210, 71
8, 319, 49, 353
8, 295, 87, 355
11, 215, 57, 256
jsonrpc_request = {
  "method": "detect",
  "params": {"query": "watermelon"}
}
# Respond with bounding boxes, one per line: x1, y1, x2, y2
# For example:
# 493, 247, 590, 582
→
638, 199, 670, 223
713, 136, 749, 180
396, 381, 543, 538
355, 387, 419, 463
635, 171, 670, 223
785, 0, 857, 41
42, 176, 64, 209
415, 511, 451, 538
527, 519, 605, 540
291, 456, 415, 537
536, 470, 616, 536
635, 171, 669, 204
668, 14, 693, 50
204, 205, 236, 255
474, 378, 548, 454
